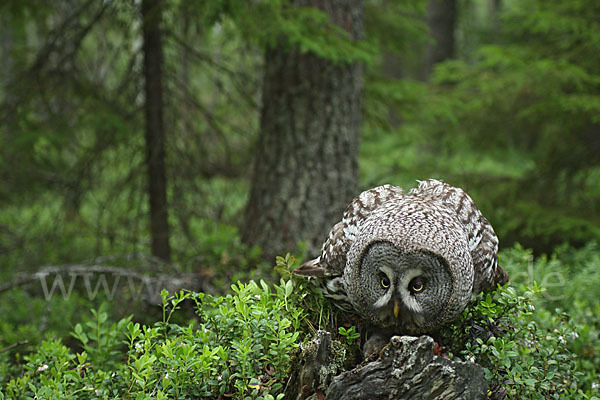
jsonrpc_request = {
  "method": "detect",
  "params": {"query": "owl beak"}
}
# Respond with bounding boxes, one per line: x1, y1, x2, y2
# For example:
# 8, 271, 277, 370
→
393, 299, 401, 318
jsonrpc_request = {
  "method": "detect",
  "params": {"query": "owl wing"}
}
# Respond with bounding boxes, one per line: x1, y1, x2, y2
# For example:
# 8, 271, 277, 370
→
409, 179, 509, 293
295, 184, 404, 277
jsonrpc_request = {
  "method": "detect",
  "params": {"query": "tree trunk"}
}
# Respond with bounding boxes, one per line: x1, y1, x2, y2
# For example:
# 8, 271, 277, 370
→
422, 0, 457, 80
489, 0, 502, 41
1, 16, 12, 81
142, 0, 171, 262
242, 0, 364, 261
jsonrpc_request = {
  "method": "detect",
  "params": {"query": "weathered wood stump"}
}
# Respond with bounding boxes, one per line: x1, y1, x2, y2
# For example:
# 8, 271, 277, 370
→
291, 331, 488, 400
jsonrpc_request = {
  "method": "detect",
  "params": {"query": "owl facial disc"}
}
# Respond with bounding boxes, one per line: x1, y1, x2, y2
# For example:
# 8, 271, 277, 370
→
349, 240, 453, 333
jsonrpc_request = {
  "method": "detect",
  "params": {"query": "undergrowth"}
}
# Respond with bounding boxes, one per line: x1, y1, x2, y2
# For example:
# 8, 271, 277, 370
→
0, 245, 598, 399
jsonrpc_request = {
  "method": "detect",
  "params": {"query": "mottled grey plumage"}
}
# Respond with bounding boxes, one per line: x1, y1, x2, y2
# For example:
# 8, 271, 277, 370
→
295, 179, 508, 334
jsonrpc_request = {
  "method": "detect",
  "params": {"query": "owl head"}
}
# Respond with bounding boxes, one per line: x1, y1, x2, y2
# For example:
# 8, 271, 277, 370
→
343, 201, 475, 333
344, 241, 455, 333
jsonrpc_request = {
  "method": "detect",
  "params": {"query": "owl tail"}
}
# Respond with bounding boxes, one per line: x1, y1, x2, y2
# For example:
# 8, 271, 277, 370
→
494, 264, 509, 287
294, 258, 326, 277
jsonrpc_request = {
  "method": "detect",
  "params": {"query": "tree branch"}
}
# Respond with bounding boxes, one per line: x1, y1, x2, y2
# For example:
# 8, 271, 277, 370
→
0, 340, 30, 354
0, 264, 212, 302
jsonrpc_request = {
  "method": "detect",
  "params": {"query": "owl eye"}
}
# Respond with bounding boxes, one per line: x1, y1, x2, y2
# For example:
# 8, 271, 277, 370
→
380, 275, 390, 289
409, 277, 425, 293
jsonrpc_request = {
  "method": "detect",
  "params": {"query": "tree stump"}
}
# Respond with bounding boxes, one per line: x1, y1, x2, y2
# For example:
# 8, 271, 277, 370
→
291, 331, 488, 400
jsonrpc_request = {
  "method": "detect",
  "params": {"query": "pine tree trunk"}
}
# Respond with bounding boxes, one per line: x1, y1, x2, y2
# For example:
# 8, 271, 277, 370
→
489, 0, 502, 40
142, 0, 171, 262
423, 0, 457, 80
243, 0, 364, 261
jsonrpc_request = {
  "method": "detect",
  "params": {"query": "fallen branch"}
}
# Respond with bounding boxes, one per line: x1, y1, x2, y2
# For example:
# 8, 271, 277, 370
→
0, 340, 30, 354
0, 265, 212, 303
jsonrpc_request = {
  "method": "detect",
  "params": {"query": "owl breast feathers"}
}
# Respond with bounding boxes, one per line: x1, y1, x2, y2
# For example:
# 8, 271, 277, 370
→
295, 179, 509, 333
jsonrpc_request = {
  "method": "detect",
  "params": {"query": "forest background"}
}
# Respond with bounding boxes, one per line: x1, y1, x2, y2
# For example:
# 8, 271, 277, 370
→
0, 0, 599, 399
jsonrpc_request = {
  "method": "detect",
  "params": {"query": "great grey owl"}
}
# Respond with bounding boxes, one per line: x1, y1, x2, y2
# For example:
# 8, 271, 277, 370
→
295, 179, 509, 334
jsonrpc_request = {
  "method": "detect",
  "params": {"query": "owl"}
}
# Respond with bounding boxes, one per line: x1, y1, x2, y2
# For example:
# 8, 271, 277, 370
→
295, 179, 509, 334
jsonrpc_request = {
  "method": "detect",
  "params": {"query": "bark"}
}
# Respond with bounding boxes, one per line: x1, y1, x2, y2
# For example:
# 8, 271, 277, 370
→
289, 332, 488, 400
142, 0, 171, 262
422, 0, 457, 80
1, 15, 12, 82
489, 0, 502, 40
243, 0, 364, 261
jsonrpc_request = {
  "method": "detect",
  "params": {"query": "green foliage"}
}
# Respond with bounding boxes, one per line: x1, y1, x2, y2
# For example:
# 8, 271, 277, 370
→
274, 252, 301, 278
337, 326, 360, 347
71, 304, 133, 371
0, 0, 260, 272
502, 243, 600, 394
197, 0, 374, 64
361, 0, 600, 251
443, 243, 600, 399
4, 0, 597, 270
0, 288, 104, 355
1, 281, 304, 399
2, 0, 600, 397
1, 245, 600, 399
446, 285, 584, 399
192, 281, 302, 398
